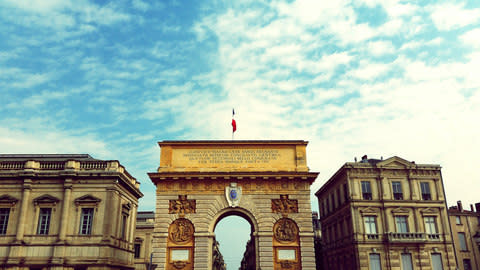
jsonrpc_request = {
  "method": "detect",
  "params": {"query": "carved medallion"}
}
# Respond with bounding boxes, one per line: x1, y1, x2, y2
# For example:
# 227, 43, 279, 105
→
169, 218, 194, 244
169, 195, 196, 215
272, 195, 298, 215
274, 218, 298, 243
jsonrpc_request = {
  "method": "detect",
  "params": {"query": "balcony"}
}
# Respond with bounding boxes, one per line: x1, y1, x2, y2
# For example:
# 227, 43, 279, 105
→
386, 232, 427, 243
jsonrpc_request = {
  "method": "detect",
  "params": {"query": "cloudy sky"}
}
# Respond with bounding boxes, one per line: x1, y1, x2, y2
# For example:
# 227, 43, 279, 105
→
1, 0, 480, 268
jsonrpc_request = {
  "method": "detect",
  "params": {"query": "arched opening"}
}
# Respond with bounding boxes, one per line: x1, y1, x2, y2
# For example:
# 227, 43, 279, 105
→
211, 209, 258, 270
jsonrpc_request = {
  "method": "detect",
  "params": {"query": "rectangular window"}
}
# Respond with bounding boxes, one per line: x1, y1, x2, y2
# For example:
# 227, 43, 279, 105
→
121, 214, 128, 239
337, 188, 341, 206
369, 253, 382, 270
425, 216, 437, 234
395, 216, 409, 233
392, 181, 403, 200
431, 253, 443, 270
364, 216, 377, 234
37, 208, 52, 235
79, 208, 94, 235
343, 183, 348, 202
362, 181, 372, 200
0, 208, 10, 235
420, 182, 431, 200
401, 253, 413, 270
463, 259, 472, 270
458, 232, 467, 251
455, 216, 461, 225
134, 243, 141, 258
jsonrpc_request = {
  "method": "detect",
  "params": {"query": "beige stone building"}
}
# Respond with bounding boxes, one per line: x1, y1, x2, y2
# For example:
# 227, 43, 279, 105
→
148, 140, 319, 270
0, 154, 143, 270
448, 201, 480, 270
315, 156, 456, 270
134, 211, 155, 270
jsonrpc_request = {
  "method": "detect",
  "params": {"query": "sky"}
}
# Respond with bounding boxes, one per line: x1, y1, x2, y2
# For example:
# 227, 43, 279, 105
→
1, 0, 480, 268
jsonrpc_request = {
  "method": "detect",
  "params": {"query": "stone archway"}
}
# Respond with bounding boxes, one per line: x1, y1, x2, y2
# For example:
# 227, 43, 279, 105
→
148, 140, 318, 270
211, 207, 258, 269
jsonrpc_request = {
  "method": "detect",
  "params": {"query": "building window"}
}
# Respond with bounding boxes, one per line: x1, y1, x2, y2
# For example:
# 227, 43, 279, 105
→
455, 216, 461, 225
458, 232, 467, 251
343, 183, 348, 202
79, 208, 94, 235
395, 216, 409, 233
361, 181, 372, 200
134, 243, 141, 258
0, 208, 10, 235
425, 216, 437, 234
392, 181, 403, 200
369, 253, 382, 270
431, 253, 443, 270
420, 182, 431, 200
364, 216, 377, 235
401, 253, 413, 270
463, 259, 472, 270
37, 208, 52, 235
121, 214, 128, 239
336, 188, 341, 206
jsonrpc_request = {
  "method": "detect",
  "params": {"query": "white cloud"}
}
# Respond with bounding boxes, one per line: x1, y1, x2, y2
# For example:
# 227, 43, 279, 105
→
347, 61, 391, 80
460, 28, 480, 48
430, 3, 480, 31
132, 0, 149, 12
367, 40, 395, 56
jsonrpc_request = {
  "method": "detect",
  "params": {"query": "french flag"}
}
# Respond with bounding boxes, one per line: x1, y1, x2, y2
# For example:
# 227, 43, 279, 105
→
232, 109, 237, 133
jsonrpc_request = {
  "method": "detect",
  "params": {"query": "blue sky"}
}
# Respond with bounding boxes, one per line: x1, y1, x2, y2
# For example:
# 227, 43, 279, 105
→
1, 0, 480, 268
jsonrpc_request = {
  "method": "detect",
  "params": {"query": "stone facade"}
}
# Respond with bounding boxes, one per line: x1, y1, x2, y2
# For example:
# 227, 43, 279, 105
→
148, 140, 319, 270
448, 201, 480, 270
0, 154, 142, 270
134, 211, 155, 270
315, 156, 456, 270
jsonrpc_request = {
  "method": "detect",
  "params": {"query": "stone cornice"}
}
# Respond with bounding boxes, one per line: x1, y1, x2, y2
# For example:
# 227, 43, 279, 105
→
148, 171, 319, 184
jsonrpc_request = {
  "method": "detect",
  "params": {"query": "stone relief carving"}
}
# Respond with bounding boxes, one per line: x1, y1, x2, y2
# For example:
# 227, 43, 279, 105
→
169, 218, 194, 244
169, 195, 196, 215
272, 195, 298, 215
274, 218, 298, 243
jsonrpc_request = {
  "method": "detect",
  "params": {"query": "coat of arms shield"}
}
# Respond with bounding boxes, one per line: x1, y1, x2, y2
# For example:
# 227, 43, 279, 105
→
226, 182, 242, 207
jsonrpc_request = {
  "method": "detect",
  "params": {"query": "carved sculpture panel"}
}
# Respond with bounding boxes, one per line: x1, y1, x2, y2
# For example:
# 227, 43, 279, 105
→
274, 218, 298, 243
169, 218, 194, 244
272, 195, 298, 215
169, 195, 196, 215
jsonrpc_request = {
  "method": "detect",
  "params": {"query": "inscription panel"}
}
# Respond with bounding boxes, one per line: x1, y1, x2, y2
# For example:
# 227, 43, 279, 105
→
168, 147, 296, 171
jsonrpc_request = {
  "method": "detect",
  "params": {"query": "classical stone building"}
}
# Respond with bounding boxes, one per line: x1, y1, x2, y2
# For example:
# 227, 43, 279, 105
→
148, 140, 319, 270
134, 211, 155, 270
0, 154, 142, 269
448, 201, 480, 270
315, 156, 456, 270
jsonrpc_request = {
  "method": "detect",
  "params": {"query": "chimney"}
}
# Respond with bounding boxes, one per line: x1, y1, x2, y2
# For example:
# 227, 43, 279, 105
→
475, 203, 480, 213
471, 204, 475, 212
457, 201, 463, 212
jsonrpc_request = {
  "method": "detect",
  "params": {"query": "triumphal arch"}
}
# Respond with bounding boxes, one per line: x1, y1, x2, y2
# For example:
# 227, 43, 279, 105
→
148, 140, 319, 270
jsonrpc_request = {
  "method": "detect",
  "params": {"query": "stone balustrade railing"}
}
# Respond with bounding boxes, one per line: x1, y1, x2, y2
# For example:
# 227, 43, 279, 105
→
0, 160, 139, 189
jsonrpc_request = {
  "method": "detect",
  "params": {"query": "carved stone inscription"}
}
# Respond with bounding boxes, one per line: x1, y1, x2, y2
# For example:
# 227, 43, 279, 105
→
182, 149, 280, 164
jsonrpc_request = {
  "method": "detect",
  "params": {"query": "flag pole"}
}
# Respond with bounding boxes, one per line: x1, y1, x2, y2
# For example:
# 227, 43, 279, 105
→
232, 108, 236, 140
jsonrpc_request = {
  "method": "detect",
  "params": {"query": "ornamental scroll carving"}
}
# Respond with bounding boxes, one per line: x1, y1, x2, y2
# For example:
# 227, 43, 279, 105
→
272, 195, 298, 215
273, 218, 298, 243
169, 218, 194, 244
169, 195, 196, 215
